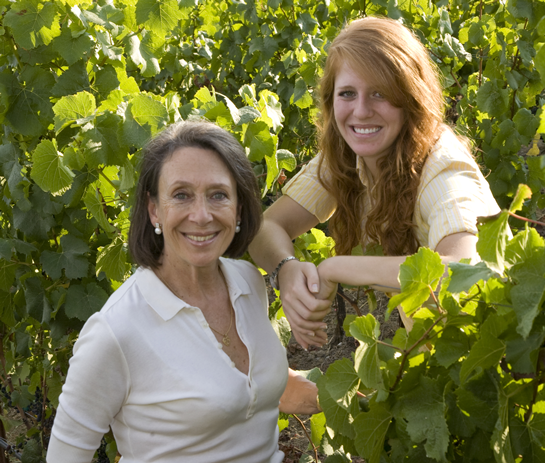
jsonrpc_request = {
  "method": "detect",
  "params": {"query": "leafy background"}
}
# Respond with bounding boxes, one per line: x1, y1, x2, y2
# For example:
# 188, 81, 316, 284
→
0, 0, 544, 461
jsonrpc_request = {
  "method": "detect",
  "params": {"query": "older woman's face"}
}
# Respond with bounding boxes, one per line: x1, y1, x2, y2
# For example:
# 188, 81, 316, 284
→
148, 147, 240, 272
333, 62, 404, 174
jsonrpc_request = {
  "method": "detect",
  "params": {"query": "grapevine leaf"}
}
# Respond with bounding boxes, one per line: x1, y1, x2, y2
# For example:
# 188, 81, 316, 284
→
350, 315, 386, 397
271, 313, 291, 347
65, 283, 108, 321
310, 412, 326, 448
505, 330, 545, 375
291, 78, 313, 109
476, 211, 510, 274
534, 39, 545, 82
388, 248, 444, 316
317, 374, 355, 439
4, 0, 61, 50
459, 334, 505, 384
509, 249, 545, 338
476, 81, 509, 118
52, 27, 94, 66
513, 108, 539, 142
447, 261, 496, 293
135, 0, 183, 36
244, 121, 276, 162
434, 326, 470, 368
120, 94, 169, 148
0, 260, 16, 292
31, 140, 74, 195
259, 90, 284, 132
238, 107, 261, 125
53, 91, 96, 134
83, 186, 116, 233
7, 67, 55, 137
506, 226, 544, 267
277, 149, 297, 172
324, 358, 360, 409
81, 112, 124, 167
509, 183, 532, 213
353, 403, 392, 463
491, 384, 516, 463
398, 376, 449, 462
265, 151, 279, 190
526, 413, 545, 460
25, 277, 49, 323
51, 60, 91, 98
40, 235, 89, 280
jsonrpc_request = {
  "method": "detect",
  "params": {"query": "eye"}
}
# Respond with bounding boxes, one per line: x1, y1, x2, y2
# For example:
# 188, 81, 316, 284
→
211, 191, 228, 200
338, 90, 356, 98
372, 91, 385, 99
174, 192, 189, 200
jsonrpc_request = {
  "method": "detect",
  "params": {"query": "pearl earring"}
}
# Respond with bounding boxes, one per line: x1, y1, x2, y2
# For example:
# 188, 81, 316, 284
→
154, 223, 162, 235
235, 221, 241, 233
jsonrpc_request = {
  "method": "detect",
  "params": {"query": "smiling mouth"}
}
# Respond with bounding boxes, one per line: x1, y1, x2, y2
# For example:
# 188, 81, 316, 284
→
353, 127, 380, 134
185, 233, 217, 242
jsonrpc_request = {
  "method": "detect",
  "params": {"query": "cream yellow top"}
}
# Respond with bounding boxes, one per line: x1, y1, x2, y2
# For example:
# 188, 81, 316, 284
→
283, 130, 501, 251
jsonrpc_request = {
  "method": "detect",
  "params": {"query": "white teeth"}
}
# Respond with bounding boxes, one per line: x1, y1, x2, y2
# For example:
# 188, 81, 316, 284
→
354, 127, 380, 134
187, 234, 215, 242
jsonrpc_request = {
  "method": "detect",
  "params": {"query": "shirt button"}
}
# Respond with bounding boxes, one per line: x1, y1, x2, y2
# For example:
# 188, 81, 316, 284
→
202, 322, 209, 328
217, 343, 223, 349
231, 361, 236, 368
447, 203, 454, 209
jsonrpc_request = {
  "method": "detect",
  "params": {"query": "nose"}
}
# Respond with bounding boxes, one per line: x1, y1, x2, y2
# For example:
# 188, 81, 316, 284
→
353, 94, 374, 118
189, 196, 213, 225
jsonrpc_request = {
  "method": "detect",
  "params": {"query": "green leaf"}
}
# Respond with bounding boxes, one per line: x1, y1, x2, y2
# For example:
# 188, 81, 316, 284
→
324, 358, 359, 409
7, 67, 55, 137
52, 27, 94, 66
291, 78, 313, 109
51, 60, 91, 98
388, 248, 444, 316
83, 185, 116, 233
25, 276, 50, 323
53, 91, 96, 134
398, 376, 449, 462
509, 183, 532, 213
434, 326, 470, 368
0, 260, 16, 292
509, 249, 545, 338
476, 81, 509, 118
476, 211, 511, 274
96, 237, 129, 281
244, 121, 276, 162
135, 0, 183, 36
65, 283, 109, 321
505, 330, 545, 375
350, 315, 386, 395
21, 438, 43, 463
447, 261, 496, 293
120, 94, 169, 148
4, 0, 61, 50
353, 403, 392, 463
513, 108, 539, 142
459, 334, 505, 384
317, 374, 355, 439
31, 140, 74, 195
536, 43, 545, 82
277, 149, 297, 171
40, 235, 90, 280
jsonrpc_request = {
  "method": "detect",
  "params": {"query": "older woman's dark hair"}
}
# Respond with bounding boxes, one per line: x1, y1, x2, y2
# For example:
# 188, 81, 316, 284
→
129, 120, 262, 268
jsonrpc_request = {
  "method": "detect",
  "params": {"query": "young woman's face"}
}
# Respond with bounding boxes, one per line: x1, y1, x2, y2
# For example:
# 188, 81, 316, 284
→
333, 62, 405, 172
148, 147, 240, 272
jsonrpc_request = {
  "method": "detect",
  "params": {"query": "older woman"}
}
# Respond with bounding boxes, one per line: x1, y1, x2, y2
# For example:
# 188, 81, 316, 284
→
249, 16, 503, 348
47, 121, 319, 463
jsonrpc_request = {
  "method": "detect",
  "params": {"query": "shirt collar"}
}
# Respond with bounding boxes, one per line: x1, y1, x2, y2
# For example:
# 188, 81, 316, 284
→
135, 258, 252, 321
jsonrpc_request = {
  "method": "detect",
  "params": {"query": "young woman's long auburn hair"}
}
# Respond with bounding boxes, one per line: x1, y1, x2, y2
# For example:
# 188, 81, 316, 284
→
318, 16, 447, 256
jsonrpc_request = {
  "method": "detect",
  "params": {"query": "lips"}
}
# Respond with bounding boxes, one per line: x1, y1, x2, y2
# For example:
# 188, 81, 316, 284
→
185, 233, 217, 242
353, 126, 381, 134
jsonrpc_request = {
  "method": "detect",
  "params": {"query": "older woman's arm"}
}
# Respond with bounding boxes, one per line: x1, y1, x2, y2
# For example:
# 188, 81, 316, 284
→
47, 315, 128, 463
278, 369, 321, 415
315, 232, 479, 301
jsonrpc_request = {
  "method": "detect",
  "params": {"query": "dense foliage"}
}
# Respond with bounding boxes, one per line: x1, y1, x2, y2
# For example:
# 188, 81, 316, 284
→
0, 0, 543, 460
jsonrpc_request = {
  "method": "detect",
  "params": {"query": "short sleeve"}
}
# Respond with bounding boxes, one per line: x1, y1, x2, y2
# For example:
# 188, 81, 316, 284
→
415, 140, 501, 251
282, 155, 337, 223
47, 314, 130, 463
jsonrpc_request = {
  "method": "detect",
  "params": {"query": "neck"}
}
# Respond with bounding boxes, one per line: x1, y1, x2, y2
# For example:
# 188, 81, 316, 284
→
155, 258, 225, 303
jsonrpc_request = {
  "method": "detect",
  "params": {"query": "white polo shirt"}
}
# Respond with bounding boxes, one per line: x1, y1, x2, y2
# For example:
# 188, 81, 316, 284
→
47, 258, 288, 463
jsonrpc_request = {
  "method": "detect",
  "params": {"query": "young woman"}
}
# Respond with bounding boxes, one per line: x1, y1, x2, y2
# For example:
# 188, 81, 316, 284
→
249, 17, 502, 349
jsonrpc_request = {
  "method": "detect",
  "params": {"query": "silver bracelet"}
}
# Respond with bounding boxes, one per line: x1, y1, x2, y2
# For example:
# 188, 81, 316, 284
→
270, 256, 298, 290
